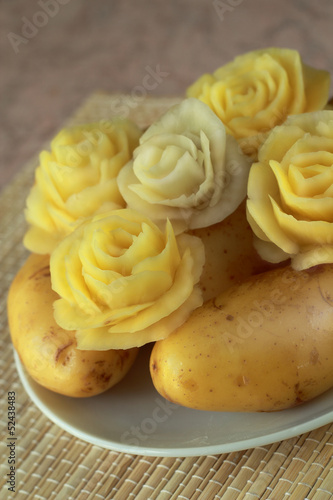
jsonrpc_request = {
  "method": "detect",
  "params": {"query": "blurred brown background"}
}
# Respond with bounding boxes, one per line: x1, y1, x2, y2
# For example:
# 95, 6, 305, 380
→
1, 0, 333, 192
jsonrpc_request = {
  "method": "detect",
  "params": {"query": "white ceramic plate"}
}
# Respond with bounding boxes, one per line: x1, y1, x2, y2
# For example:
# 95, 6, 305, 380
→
14, 347, 333, 457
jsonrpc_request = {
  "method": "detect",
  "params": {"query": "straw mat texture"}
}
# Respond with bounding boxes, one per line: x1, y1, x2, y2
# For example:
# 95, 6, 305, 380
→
0, 93, 332, 500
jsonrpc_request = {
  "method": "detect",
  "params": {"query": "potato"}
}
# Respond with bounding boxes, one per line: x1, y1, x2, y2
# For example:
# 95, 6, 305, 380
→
190, 201, 278, 301
150, 264, 333, 412
8, 253, 138, 397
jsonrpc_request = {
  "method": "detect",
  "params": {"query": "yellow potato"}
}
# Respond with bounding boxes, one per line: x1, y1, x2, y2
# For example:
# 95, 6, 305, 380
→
8, 253, 138, 398
190, 201, 277, 301
150, 264, 333, 412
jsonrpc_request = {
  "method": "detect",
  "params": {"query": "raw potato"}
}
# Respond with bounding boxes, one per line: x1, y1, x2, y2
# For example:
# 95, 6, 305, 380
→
150, 264, 333, 412
190, 201, 277, 301
8, 253, 139, 398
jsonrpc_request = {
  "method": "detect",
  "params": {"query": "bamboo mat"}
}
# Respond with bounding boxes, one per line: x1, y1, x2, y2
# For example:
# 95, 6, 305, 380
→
0, 93, 333, 500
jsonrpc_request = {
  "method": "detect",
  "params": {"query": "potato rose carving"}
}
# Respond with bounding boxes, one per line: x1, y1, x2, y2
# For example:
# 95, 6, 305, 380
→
50, 208, 205, 350
24, 120, 142, 254
117, 98, 250, 233
247, 110, 333, 270
187, 48, 330, 158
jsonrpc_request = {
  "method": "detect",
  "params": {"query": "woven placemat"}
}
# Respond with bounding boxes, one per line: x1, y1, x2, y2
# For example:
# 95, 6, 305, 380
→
0, 93, 332, 500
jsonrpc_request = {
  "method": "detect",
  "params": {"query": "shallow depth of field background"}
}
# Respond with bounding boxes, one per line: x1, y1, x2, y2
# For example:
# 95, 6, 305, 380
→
1, 0, 333, 190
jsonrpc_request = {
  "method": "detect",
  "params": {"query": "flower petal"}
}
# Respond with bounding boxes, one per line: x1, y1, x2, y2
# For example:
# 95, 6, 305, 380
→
270, 160, 333, 221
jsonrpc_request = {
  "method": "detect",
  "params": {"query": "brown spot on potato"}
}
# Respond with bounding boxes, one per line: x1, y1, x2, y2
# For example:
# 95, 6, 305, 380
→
99, 372, 112, 384
85, 368, 113, 387
49, 326, 56, 336
318, 284, 333, 306
81, 387, 94, 393
294, 382, 305, 404
151, 361, 158, 373
42, 326, 57, 343
117, 350, 130, 371
55, 342, 73, 363
28, 266, 51, 280
62, 354, 73, 367
94, 360, 106, 366
307, 264, 325, 275
181, 378, 198, 391
226, 314, 234, 321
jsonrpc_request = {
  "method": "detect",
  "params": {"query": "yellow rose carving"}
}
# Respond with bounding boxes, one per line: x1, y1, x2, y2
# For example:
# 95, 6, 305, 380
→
187, 48, 330, 158
117, 98, 250, 233
246, 110, 333, 271
24, 120, 142, 254
50, 208, 205, 350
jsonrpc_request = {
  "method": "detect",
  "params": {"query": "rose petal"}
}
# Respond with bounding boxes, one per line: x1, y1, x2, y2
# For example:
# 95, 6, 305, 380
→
75, 286, 203, 350
54, 294, 153, 331
247, 162, 298, 254
84, 270, 172, 309
292, 245, 333, 270
270, 160, 333, 221
271, 197, 333, 245
105, 246, 198, 334
289, 163, 333, 198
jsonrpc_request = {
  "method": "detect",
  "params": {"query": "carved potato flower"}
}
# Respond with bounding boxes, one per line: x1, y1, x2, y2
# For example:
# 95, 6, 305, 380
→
24, 120, 141, 254
247, 110, 333, 270
50, 208, 205, 350
187, 48, 330, 158
117, 98, 250, 233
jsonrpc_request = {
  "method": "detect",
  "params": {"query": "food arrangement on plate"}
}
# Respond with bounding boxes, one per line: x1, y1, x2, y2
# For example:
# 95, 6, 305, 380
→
8, 48, 333, 414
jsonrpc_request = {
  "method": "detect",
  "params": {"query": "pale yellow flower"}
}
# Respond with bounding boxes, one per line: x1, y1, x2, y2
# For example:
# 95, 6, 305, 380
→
117, 98, 250, 233
24, 120, 141, 254
187, 48, 330, 158
247, 110, 333, 270
50, 208, 205, 350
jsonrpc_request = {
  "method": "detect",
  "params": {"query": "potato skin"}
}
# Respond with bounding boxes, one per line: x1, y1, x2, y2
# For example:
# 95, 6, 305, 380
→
190, 201, 278, 301
150, 264, 333, 412
8, 253, 138, 398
